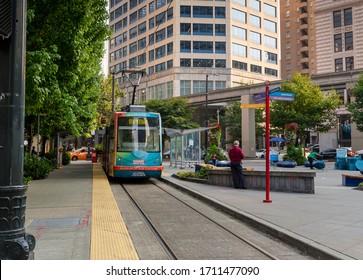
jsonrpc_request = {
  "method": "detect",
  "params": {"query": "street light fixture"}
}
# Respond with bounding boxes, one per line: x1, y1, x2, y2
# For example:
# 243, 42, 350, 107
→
205, 73, 219, 149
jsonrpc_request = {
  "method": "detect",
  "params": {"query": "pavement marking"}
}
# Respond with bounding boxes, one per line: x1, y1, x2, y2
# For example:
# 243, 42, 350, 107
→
91, 164, 139, 260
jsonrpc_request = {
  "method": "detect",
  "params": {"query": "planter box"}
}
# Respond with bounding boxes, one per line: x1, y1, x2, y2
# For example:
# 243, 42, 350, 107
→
206, 168, 315, 193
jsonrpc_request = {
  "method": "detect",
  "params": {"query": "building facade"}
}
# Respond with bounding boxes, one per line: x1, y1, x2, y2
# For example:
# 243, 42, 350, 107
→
280, 0, 317, 79
108, 0, 281, 106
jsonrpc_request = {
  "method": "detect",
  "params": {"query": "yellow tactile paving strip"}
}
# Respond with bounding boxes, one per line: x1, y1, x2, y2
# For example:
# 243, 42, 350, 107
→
91, 164, 139, 260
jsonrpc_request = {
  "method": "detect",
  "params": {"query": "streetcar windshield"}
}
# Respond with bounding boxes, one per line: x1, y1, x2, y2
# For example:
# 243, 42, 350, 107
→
117, 116, 160, 152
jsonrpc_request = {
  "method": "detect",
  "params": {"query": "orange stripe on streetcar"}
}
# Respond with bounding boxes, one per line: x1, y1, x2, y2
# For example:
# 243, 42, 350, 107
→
113, 166, 164, 171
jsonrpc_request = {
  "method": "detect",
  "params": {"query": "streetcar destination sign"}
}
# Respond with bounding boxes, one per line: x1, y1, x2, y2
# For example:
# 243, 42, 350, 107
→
269, 92, 295, 101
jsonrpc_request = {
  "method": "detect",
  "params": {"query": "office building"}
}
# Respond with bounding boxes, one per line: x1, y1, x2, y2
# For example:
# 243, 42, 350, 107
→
108, 0, 281, 106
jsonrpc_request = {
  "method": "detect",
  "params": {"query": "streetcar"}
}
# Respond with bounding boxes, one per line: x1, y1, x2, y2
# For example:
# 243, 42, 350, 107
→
102, 105, 163, 179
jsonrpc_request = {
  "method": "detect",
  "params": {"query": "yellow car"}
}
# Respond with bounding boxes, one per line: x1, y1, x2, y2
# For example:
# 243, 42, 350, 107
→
70, 147, 93, 161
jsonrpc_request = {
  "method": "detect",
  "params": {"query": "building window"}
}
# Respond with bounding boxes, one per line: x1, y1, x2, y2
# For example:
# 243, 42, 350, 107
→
215, 59, 226, 68
138, 37, 146, 50
130, 11, 137, 24
250, 0, 261, 12
167, 81, 173, 98
148, 66, 154, 75
180, 6, 191, 17
115, 20, 123, 32
181, 23, 191, 35
232, 43, 247, 57
192, 59, 213, 67
193, 41, 213, 53
130, 27, 137, 39
180, 80, 191, 96
335, 58, 343, 72
215, 24, 226, 36
193, 6, 213, 18
215, 42, 226, 54
263, 3, 276, 17
138, 53, 146, 65
180, 58, 191, 67
138, 6, 147, 19
149, 17, 155, 29
129, 42, 137, 54
251, 64, 262, 73
156, 45, 166, 59
346, 57, 354, 71
156, 12, 166, 25
193, 24, 213, 36
180, 41, 191, 53
264, 35, 277, 48
167, 7, 173, 20
333, 10, 341, 28
232, 9, 246, 23
264, 19, 277, 32
167, 42, 173, 55
149, 50, 154, 62
344, 8, 352, 26
156, 28, 166, 42
193, 80, 209, 94
129, 57, 137, 68
130, 0, 137, 10
250, 31, 261, 44
334, 34, 342, 52
156, 0, 166, 10
233, 0, 246, 6
250, 48, 261, 61
215, 7, 226, 18
345, 32, 353, 50
232, 60, 247, 71
250, 14, 261, 28
138, 21, 146, 35
167, 59, 173, 69
155, 62, 166, 73
265, 67, 278, 77
149, 33, 154, 45
232, 26, 247, 40
265, 51, 277, 64
149, 1, 155, 13
215, 81, 226, 90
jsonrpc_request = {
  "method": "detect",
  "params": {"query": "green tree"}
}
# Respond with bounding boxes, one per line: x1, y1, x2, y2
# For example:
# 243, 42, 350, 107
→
348, 73, 363, 132
220, 101, 242, 144
142, 98, 199, 150
96, 75, 124, 128
25, 0, 111, 143
270, 72, 341, 146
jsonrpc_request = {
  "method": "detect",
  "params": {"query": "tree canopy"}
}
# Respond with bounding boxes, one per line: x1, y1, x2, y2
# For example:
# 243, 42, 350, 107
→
270, 72, 341, 144
220, 101, 242, 144
25, 0, 111, 140
348, 73, 363, 132
142, 98, 199, 130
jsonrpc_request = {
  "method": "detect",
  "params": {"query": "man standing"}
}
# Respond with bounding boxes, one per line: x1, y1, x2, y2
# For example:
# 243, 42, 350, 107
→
228, 140, 246, 189
308, 151, 319, 169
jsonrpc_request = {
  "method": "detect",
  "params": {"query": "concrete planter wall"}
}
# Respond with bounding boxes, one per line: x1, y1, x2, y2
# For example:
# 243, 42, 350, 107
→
206, 168, 315, 193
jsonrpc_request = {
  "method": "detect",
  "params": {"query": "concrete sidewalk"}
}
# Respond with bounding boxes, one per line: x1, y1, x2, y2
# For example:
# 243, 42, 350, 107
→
162, 159, 363, 259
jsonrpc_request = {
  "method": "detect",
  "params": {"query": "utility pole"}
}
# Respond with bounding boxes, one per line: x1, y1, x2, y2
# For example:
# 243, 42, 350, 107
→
0, 0, 36, 259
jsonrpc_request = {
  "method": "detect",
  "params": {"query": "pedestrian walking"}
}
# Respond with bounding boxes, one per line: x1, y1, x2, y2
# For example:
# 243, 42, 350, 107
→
308, 151, 319, 169
228, 140, 246, 189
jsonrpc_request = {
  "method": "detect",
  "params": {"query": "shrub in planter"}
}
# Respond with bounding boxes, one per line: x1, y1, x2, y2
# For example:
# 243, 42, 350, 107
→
62, 151, 71, 165
24, 153, 52, 180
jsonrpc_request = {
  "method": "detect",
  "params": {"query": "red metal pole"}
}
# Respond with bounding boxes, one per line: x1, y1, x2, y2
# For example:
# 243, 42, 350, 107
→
264, 85, 272, 203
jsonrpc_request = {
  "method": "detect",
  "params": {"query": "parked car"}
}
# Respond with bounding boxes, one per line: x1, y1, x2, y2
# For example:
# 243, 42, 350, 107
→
255, 149, 266, 158
337, 147, 355, 157
319, 148, 337, 159
70, 147, 93, 161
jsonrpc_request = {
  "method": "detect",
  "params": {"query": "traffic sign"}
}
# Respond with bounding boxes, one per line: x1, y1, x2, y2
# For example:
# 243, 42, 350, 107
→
269, 92, 295, 101
240, 104, 266, 109
268, 87, 281, 94
254, 93, 266, 104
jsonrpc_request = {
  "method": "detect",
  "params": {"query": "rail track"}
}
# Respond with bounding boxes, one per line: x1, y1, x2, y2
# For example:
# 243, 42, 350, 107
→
112, 178, 313, 260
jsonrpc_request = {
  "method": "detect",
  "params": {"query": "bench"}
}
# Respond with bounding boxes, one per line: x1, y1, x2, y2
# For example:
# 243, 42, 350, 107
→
342, 174, 363, 186
206, 168, 315, 193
